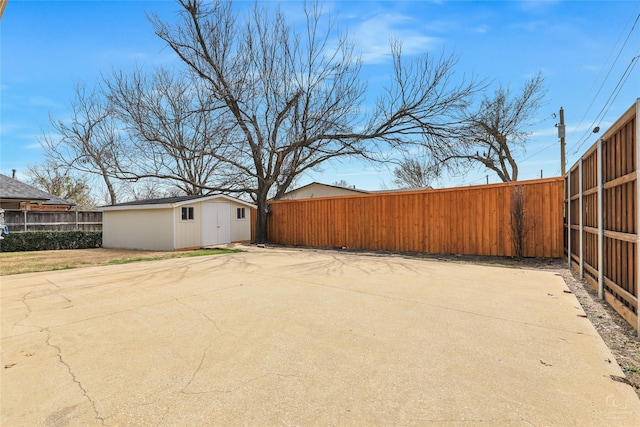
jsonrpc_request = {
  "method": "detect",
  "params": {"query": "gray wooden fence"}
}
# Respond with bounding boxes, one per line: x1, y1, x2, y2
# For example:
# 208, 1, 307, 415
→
3, 210, 102, 232
565, 99, 639, 333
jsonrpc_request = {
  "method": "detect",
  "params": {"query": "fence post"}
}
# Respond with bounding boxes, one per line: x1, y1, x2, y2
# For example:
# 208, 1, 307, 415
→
567, 172, 572, 268
579, 158, 584, 278
75, 210, 79, 230
23, 210, 27, 232
636, 99, 640, 336
597, 138, 604, 300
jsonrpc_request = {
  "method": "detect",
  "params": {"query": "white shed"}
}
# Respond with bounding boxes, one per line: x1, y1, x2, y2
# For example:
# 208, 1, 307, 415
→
102, 194, 255, 251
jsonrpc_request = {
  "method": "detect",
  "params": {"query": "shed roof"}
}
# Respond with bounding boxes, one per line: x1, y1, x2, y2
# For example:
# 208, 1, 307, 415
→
0, 173, 75, 206
102, 194, 256, 211
108, 195, 205, 207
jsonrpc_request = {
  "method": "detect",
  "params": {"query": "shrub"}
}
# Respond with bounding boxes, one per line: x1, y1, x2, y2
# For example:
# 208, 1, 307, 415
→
509, 186, 535, 259
0, 231, 102, 252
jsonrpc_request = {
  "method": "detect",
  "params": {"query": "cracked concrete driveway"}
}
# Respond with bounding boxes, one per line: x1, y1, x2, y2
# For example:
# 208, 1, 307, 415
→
2, 247, 640, 426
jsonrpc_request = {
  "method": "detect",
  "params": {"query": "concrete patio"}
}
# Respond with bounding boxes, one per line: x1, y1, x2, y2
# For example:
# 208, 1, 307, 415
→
2, 247, 639, 426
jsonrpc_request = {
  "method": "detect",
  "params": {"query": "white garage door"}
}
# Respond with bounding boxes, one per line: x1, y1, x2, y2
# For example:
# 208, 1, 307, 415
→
202, 202, 231, 246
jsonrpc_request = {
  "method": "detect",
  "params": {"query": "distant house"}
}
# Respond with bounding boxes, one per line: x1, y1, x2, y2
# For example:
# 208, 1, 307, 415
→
280, 182, 370, 200
0, 173, 75, 211
102, 194, 255, 251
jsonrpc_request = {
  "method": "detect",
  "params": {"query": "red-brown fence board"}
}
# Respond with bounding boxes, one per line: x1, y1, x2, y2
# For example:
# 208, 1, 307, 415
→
268, 178, 564, 258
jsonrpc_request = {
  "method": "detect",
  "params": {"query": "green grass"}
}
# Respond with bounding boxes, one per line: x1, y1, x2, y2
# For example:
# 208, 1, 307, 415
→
52, 265, 76, 271
107, 248, 244, 265
108, 256, 166, 265
0, 248, 245, 275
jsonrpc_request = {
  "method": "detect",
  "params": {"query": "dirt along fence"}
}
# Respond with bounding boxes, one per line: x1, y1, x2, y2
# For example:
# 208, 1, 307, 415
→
566, 99, 639, 332
3, 210, 103, 232
267, 177, 564, 258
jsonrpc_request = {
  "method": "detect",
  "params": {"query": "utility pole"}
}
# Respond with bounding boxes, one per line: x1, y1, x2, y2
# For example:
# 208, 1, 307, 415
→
559, 107, 566, 175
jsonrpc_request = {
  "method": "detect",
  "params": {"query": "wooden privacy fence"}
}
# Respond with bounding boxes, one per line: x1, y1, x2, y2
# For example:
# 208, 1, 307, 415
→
267, 177, 564, 258
566, 100, 639, 331
3, 210, 103, 232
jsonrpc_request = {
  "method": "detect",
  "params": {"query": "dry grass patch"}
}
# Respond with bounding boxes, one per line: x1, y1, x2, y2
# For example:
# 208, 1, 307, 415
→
0, 248, 242, 275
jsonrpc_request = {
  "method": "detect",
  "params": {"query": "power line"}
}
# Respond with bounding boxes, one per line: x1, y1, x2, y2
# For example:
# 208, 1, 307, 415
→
571, 7, 640, 154
569, 10, 640, 143
569, 54, 639, 156
521, 141, 558, 163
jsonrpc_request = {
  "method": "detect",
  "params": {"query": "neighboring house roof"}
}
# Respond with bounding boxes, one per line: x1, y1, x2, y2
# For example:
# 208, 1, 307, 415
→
0, 173, 75, 206
369, 186, 433, 193
102, 194, 256, 211
280, 182, 370, 200
292, 182, 370, 194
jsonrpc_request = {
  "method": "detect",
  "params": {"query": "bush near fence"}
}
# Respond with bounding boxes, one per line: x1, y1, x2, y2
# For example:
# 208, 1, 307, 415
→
0, 231, 102, 252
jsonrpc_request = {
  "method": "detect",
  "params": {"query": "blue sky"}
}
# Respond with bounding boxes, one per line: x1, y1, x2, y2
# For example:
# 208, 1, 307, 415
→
1, 0, 639, 193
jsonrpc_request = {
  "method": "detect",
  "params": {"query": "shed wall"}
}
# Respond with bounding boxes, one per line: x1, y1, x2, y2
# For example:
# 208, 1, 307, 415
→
103, 209, 174, 251
231, 202, 252, 242
174, 203, 202, 249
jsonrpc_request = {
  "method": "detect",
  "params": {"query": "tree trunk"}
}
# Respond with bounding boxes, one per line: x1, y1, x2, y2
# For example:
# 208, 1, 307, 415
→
106, 180, 117, 205
101, 169, 118, 205
254, 191, 269, 244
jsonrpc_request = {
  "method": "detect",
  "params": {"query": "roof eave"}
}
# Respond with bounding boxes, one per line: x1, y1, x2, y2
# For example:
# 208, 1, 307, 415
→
172, 194, 256, 209
101, 203, 174, 212
0, 196, 50, 202
102, 194, 257, 211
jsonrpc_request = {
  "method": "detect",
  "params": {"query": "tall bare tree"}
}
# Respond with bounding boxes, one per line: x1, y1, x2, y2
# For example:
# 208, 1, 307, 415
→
124, 179, 183, 201
438, 72, 547, 182
105, 67, 239, 195
150, 0, 477, 242
41, 82, 121, 204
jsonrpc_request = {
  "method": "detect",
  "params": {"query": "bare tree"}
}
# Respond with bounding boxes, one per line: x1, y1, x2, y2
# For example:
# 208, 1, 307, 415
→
105, 67, 240, 195
25, 161, 96, 208
124, 179, 183, 201
439, 73, 547, 182
150, 0, 477, 242
41, 82, 122, 204
393, 154, 439, 189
